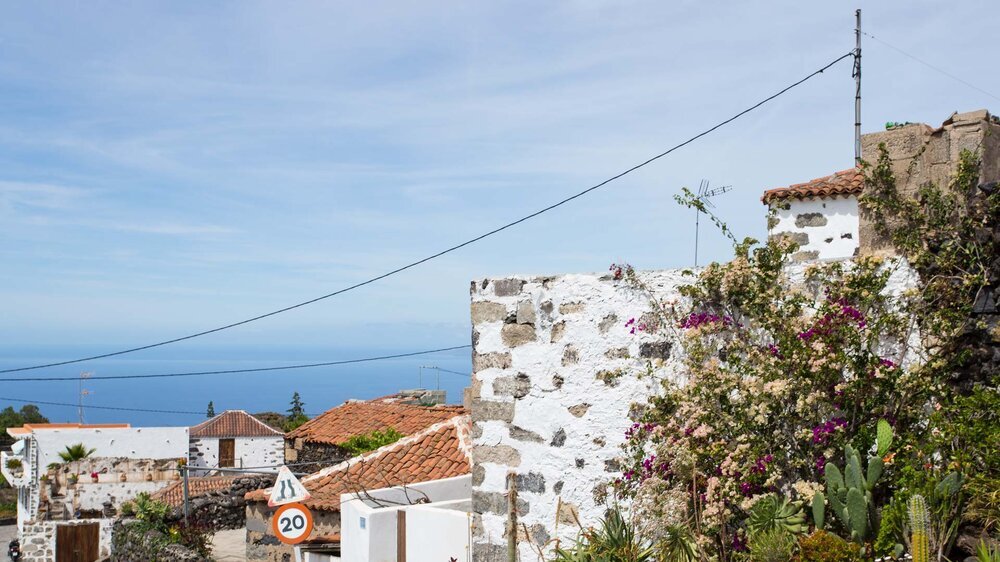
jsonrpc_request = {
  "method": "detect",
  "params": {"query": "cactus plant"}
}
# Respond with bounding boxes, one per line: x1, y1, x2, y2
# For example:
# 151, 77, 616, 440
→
908, 495, 930, 562
819, 420, 893, 546
811, 492, 825, 530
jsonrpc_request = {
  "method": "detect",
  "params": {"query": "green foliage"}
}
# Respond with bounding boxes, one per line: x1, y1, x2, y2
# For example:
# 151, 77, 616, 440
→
58, 443, 96, 462
875, 420, 893, 458
288, 392, 306, 418
206, 401, 215, 418
552, 509, 655, 562
873, 494, 906, 558
976, 541, 1000, 562
5, 458, 23, 471
748, 528, 796, 562
657, 525, 699, 562
811, 493, 825, 531
119, 500, 135, 517
282, 413, 309, 432
821, 426, 891, 546
747, 495, 807, 537
908, 495, 930, 562
339, 428, 404, 456
797, 531, 862, 562
0, 405, 49, 449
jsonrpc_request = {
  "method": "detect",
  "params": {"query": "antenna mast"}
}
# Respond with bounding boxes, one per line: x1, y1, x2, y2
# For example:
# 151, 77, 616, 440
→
78, 371, 93, 423
693, 180, 732, 267
854, 9, 862, 164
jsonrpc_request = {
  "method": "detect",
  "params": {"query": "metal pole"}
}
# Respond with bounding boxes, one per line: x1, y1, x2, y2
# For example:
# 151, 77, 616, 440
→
182, 465, 190, 523
506, 473, 518, 562
854, 9, 862, 165
694, 207, 700, 267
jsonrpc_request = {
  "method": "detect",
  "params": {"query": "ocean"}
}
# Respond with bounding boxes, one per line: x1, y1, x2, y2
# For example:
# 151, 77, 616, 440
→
0, 344, 472, 427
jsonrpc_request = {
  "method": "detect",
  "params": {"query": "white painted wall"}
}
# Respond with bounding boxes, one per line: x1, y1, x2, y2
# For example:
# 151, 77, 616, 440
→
76, 481, 173, 511
340, 475, 472, 562
770, 195, 859, 260
189, 436, 284, 475
30, 427, 188, 469
406, 500, 472, 562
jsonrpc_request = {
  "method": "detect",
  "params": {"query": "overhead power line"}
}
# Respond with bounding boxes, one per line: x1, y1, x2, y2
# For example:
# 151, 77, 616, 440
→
861, 31, 1000, 103
0, 395, 203, 415
0, 345, 471, 382
0, 51, 855, 375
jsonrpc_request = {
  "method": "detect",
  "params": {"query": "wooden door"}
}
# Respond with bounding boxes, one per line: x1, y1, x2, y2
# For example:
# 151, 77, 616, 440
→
219, 438, 235, 467
56, 523, 99, 562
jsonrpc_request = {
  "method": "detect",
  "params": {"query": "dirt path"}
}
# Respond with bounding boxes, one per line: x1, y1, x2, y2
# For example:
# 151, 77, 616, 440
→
211, 528, 247, 562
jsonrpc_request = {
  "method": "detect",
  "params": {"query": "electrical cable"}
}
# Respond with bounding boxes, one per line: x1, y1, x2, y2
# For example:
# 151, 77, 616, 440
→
0, 345, 471, 382
861, 31, 1000, 103
0, 51, 855, 374
0, 395, 203, 415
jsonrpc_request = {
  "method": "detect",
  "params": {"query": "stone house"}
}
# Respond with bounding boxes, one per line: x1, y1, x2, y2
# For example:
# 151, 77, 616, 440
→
244, 414, 471, 562
189, 410, 285, 475
283, 394, 464, 471
763, 109, 1000, 261
467, 109, 997, 561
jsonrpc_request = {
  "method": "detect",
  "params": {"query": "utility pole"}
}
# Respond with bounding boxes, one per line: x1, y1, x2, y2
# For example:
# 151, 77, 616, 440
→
854, 8, 862, 165
78, 371, 93, 424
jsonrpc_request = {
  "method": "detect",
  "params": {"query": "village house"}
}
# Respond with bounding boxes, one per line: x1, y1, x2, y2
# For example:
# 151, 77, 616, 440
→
244, 413, 471, 562
0, 422, 188, 561
188, 410, 285, 475
465, 109, 999, 561
283, 391, 462, 471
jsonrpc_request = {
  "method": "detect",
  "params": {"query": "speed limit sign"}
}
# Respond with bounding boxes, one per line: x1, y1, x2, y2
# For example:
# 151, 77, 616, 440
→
272, 502, 314, 545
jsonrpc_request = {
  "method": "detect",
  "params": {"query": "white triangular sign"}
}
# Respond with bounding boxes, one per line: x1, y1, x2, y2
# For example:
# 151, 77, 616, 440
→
268, 466, 312, 507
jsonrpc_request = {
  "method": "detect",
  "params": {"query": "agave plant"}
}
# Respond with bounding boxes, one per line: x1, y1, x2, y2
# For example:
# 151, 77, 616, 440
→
58, 443, 96, 462
747, 495, 808, 536
552, 509, 655, 562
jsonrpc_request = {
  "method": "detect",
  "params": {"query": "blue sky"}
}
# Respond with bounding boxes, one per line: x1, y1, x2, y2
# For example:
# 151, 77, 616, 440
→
0, 2, 997, 420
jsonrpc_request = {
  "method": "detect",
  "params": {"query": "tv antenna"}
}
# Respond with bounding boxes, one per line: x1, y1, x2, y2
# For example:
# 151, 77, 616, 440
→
78, 371, 93, 423
694, 180, 732, 267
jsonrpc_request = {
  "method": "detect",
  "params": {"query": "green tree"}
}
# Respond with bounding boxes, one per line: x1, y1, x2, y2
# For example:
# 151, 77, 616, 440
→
287, 392, 305, 418
206, 401, 215, 418
0, 405, 49, 449
58, 443, 96, 462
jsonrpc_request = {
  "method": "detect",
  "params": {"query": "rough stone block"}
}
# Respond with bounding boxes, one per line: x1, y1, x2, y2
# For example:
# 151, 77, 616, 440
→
473, 352, 512, 372
473, 543, 508, 562
605, 347, 629, 359
791, 250, 820, 262
471, 399, 515, 423
473, 490, 528, 516
473, 444, 521, 467
514, 472, 546, 494
561, 345, 579, 365
553, 481, 564, 494
795, 213, 828, 227
567, 403, 591, 417
508, 425, 544, 443
472, 464, 485, 486
516, 300, 536, 325
550, 321, 566, 343
493, 278, 525, 297
598, 313, 618, 334
559, 302, 585, 314
492, 373, 530, 399
558, 502, 580, 526
471, 301, 507, 324
501, 324, 536, 347
639, 341, 671, 360
770, 231, 809, 246
550, 428, 567, 447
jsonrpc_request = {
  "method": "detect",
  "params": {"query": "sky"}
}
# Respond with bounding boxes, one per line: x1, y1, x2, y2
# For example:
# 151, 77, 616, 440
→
1, 1, 997, 423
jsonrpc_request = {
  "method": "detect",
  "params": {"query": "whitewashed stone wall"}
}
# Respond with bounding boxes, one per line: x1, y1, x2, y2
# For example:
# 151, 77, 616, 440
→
468, 271, 689, 562
770, 195, 859, 261
189, 437, 284, 475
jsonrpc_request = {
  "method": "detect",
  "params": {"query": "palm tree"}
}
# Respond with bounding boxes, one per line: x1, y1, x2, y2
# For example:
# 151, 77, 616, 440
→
58, 443, 96, 462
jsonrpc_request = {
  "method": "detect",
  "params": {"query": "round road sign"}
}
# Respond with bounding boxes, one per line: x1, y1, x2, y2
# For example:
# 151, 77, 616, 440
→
272, 502, 314, 545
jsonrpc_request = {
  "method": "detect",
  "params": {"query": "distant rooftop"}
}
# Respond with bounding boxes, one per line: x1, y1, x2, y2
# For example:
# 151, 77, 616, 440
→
285, 398, 465, 447
190, 410, 283, 439
7, 423, 130, 437
761, 168, 864, 205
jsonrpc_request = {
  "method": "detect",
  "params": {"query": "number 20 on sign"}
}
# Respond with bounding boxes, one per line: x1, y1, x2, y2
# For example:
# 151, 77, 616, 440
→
272, 502, 314, 545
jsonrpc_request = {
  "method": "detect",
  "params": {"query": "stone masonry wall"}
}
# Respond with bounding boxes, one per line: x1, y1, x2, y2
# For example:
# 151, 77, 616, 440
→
859, 109, 1000, 256
20, 519, 113, 562
468, 271, 689, 562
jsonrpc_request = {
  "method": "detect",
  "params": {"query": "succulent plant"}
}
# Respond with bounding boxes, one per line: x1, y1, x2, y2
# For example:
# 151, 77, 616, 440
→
748, 495, 808, 536
908, 494, 930, 562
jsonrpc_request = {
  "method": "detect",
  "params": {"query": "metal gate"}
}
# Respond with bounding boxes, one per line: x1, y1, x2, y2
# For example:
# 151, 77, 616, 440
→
55, 522, 99, 562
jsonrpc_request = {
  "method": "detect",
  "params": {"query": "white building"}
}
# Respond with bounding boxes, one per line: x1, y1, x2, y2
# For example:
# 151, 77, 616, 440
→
0, 423, 188, 530
188, 410, 284, 475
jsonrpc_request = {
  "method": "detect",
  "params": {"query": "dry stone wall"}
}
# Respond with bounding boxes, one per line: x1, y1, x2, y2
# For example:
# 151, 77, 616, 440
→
468, 271, 689, 561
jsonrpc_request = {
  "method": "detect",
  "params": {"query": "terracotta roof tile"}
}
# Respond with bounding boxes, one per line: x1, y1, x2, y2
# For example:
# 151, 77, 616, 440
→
761, 168, 864, 204
285, 401, 465, 446
190, 410, 284, 438
247, 415, 471, 512
151, 476, 242, 507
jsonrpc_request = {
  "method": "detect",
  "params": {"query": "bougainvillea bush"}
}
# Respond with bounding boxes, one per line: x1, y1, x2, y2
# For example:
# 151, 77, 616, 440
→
606, 146, 998, 562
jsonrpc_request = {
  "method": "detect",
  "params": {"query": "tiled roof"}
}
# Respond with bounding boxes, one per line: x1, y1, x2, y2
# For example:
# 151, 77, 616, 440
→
151, 476, 241, 507
285, 401, 465, 446
247, 415, 471, 512
761, 168, 864, 204
190, 410, 284, 438
7, 423, 130, 437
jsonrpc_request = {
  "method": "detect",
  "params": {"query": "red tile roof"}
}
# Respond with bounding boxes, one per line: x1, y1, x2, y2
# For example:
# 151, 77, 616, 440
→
190, 410, 284, 439
151, 476, 241, 507
761, 168, 864, 204
285, 401, 465, 447
247, 415, 471, 512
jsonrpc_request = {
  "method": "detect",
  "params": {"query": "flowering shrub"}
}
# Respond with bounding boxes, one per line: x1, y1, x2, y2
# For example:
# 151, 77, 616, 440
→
610, 145, 998, 560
